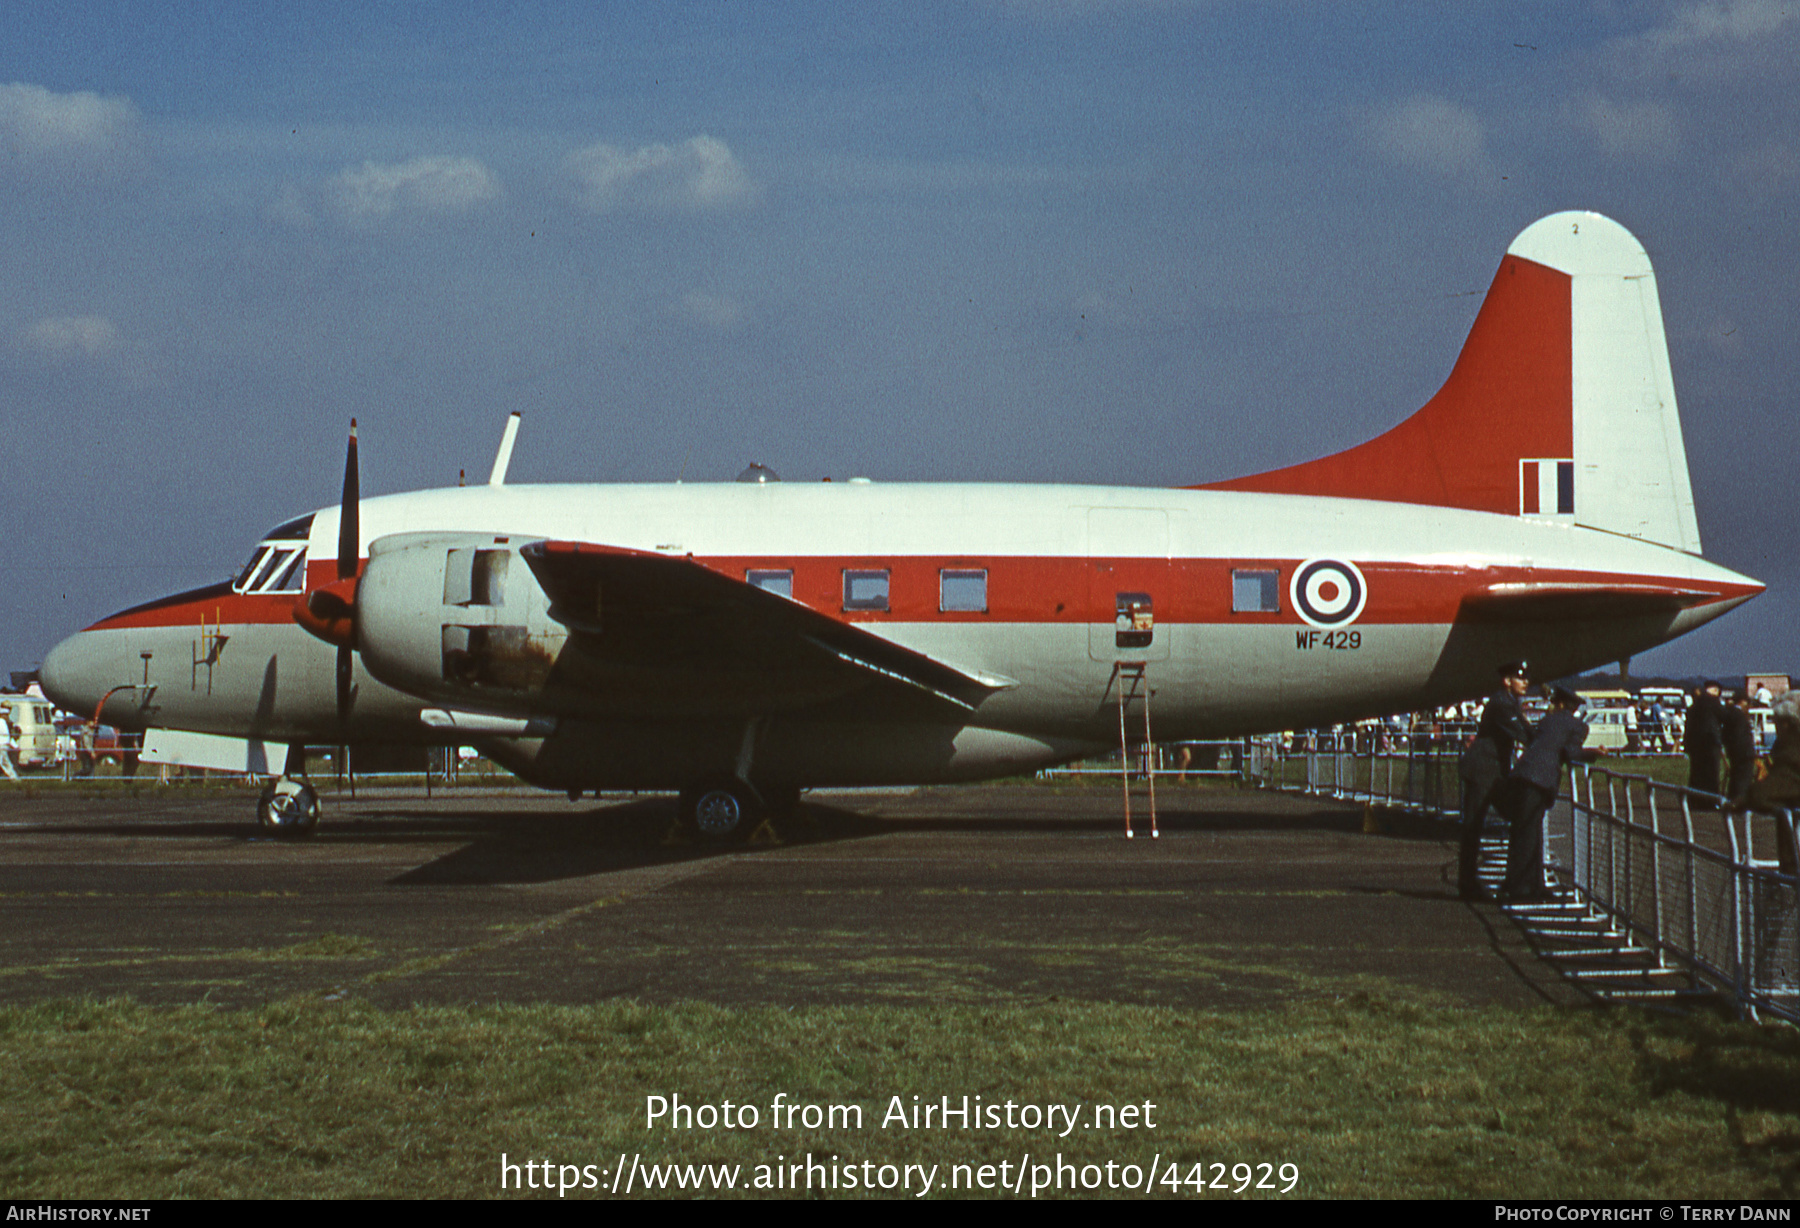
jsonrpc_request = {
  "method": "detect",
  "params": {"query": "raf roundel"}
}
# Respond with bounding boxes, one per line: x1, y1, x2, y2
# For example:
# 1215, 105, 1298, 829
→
1290, 558, 1368, 629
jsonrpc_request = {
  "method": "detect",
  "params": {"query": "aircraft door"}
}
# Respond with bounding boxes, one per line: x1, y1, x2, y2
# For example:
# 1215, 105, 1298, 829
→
1086, 508, 1170, 662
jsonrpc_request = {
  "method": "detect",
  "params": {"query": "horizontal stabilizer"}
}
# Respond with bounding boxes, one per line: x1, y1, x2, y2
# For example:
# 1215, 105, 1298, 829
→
1457, 580, 1718, 623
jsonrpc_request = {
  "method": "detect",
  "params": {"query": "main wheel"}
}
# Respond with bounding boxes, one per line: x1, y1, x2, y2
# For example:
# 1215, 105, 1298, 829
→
679, 780, 760, 843
258, 778, 320, 838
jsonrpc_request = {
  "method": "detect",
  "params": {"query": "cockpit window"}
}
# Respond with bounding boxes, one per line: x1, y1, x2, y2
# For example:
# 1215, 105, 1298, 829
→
233, 544, 309, 594
231, 515, 316, 594
268, 550, 306, 591
234, 550, 266, 591
234, 514, 318, 594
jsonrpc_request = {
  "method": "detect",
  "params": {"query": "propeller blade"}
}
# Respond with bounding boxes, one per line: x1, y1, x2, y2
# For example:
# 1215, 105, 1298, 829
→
334, 419, 358, 728
337, 418, 359, 581
337, 644, 353, 727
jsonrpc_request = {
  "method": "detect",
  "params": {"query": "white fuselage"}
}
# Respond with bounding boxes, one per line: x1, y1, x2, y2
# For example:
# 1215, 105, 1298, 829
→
41, 480, 1760, 790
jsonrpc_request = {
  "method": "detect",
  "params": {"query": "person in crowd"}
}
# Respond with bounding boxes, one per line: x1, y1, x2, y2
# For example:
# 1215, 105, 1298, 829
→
0, 717, 18, 781
1722, 690, 1759, 809
1684, 680, 1725, 799
1456, 661, 1533, 900
1500, 686, 1604, 901
1735, 693, 1800, 877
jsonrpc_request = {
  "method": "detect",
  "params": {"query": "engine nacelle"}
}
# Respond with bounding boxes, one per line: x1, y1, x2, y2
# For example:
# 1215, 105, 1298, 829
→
356, 532, 568, 713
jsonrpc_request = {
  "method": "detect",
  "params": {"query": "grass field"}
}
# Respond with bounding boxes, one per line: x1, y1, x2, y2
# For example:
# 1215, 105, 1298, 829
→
4, 993, 1797, 1199
3, 759, 1783, 1200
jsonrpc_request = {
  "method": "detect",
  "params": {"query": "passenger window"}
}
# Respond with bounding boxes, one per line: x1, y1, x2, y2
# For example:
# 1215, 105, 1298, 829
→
1232, 569, 1280, 613
843, 569, 890, 612
940, 569, 987, 613
747, 569, 794, 600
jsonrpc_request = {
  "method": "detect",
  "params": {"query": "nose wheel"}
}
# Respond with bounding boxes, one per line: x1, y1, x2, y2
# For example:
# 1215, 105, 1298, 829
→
257, 778, 320, 838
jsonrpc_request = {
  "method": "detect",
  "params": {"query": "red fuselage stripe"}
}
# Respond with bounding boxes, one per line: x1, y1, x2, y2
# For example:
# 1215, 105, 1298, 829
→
84, 554, 1755, 632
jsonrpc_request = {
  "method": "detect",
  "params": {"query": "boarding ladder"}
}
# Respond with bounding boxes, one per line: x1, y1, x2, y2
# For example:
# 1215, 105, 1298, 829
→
1113, 663, 1158, 839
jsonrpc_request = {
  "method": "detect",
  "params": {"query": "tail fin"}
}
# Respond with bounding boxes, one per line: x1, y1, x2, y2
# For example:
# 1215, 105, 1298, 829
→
1198, 211, 1701, 553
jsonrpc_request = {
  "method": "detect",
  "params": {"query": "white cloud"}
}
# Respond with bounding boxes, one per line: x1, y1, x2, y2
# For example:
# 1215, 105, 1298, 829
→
1607, 1, 1800, 82
1366, 96, 1494, 181
17, 314, 161, 386
0, 83, 141, 180
327, 155, 501, 223
1638, 0, 1796, 53
0, 83, 138, 155
566, 136, 757, 212
23, 315, 119, 358
1574, 94, 1683, 162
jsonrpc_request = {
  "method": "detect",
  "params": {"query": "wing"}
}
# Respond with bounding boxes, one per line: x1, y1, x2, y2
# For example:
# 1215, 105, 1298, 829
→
518, 540, 1009, 720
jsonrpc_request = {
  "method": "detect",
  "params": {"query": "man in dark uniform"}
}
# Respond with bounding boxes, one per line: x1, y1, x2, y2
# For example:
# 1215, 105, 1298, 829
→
1722, 689, 1758, 807
1500, 686, 1603, 901
1684, 680, 1725, 798
1456, 661, 1534, 900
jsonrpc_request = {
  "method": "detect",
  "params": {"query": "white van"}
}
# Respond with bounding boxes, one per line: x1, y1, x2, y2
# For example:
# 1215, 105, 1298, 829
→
2, 694, 60, 768
1584, 705, 1637, 751
1576, 691, 1637, 750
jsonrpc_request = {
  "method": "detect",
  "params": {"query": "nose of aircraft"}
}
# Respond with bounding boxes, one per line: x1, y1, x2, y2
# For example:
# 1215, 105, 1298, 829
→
41, 630, 91, 717
40, 627, 115, 723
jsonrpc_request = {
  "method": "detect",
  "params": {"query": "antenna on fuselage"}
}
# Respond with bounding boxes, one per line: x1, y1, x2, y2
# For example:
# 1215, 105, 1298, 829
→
489, 412, 522, 487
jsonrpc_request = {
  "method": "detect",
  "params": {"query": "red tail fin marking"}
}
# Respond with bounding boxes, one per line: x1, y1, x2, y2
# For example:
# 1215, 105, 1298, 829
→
1197, 254, 1571, 514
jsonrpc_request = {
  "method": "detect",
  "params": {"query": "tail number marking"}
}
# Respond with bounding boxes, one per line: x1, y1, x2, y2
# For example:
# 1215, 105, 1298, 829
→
1296, 629, 1361, 651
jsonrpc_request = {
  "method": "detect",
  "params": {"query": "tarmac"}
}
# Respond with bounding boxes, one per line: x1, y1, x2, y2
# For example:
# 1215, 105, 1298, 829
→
0, 779, 1585, 1011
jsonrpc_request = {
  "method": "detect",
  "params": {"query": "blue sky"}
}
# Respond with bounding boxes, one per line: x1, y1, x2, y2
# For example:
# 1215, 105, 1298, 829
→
3, 1, 1795, 682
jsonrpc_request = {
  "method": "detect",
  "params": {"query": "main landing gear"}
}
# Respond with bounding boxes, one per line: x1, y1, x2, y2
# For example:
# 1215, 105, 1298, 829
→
257, 744, 320, 839
677, 779, 801, 844
680, 778, 760, 843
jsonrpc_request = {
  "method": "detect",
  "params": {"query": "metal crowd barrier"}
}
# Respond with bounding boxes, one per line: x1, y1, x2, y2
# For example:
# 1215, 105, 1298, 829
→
1251, 728, 1798, 1024
1560, 766, 1797, 1024
1248, 726, 1470, 817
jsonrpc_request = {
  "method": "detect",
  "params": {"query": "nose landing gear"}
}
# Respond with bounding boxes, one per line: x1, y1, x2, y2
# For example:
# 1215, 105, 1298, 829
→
257, 743, 320, 838
257, 777, 320, 837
